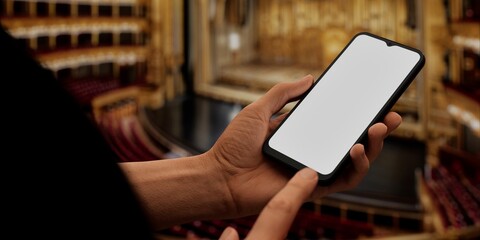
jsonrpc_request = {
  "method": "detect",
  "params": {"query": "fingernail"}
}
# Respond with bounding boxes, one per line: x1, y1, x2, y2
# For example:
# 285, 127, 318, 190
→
300, 168, 317, 179
303, 74, 313, 81
219, 227, 235, 240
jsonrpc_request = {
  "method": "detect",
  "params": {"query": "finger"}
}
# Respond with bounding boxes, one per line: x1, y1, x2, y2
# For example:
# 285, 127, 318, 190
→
383, 112, 402, 135
317, 144, 369, 196
344, 144, 370, 189
247, 168, 318, 240
252, 75, 314, 118
268, 112, 289, 134
219, 227, 239, 240
365, 112, 401, 161
366, 123, 387, 161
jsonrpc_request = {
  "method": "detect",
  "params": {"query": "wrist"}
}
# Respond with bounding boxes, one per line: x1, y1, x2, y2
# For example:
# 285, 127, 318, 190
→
119, 153, 236, 229
200, 150, 239, 218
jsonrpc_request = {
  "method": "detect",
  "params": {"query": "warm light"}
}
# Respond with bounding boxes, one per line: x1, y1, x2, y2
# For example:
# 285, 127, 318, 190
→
447, 104, 480, 135
461, 111, 474, 122
45, 52, 145, 71
8, 22, 142, 38
228, 32, 241, 51
471, 120, 480, 131
453, 35, 480, 54
447, 104, 460, 116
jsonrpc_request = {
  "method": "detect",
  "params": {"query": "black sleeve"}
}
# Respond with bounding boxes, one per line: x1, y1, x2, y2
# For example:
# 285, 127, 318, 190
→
1, 26, 155, 240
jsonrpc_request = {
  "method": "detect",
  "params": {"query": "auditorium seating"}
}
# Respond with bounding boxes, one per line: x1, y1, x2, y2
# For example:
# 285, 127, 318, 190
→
63, 78, 121, 106
420, 146, 480, 238
91, 87, 177, 162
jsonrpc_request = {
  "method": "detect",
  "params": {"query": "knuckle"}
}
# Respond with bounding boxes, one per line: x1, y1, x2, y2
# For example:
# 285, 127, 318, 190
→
267, 197, 294, 213
242, 103, 257, 113
289, 180, 307, 192
243, 104, 263, 117
272, 83, 291, 97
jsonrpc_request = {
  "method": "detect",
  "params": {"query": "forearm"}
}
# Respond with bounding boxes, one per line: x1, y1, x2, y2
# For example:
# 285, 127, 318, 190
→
119, 153, 234, 230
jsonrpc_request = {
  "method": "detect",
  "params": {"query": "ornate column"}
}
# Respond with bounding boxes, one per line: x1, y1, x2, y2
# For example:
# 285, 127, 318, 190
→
161, 0, 175, 100
30, 37, 37, 50
113, 31, 120, 45
92, 2, 99, 17
162, 0, 184, 99
113, 2, 119, 18
29, 1, 36, 17
48, 1, 55, 17
72, 33, 78, 47
193, 0, 212, 91
49, 35, 56, 49
6, 0, 13, 17
148, 0, 164, 87
71, 0, 78, 17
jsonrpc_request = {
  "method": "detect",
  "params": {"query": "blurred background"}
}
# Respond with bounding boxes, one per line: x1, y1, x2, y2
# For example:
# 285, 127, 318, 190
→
1, 0, 479, 239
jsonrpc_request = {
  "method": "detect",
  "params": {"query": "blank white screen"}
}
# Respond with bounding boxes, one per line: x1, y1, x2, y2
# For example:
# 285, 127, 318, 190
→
268, 34, 421, 175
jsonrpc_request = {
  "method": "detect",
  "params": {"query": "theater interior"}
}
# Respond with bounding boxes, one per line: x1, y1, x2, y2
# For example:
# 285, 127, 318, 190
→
1, 0, 479, 239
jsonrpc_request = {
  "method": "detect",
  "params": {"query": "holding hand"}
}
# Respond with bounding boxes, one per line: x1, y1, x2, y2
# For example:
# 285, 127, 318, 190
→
207, 75, 402, 218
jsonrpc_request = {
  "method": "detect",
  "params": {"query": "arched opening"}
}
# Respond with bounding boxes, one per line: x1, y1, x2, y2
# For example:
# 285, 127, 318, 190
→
13, 1, 29, 16
78, 4, 91, 16
36, 2, 48, 17
56, 34, 71, 49
119, 5, 133, 17
120, 32, 134, 45
55, 3, 70, 17
99, 32, 113, 46
78, 33, 92, 47
99, 5, 112, 17
37, 36, 50, 52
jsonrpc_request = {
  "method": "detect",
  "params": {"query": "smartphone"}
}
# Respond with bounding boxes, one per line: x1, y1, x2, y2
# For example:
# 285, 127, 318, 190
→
263, 32, 425, 185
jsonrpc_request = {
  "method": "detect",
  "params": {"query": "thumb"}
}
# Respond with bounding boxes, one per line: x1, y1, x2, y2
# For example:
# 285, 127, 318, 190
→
219, 227, 240, 240
252, 75, 314, 118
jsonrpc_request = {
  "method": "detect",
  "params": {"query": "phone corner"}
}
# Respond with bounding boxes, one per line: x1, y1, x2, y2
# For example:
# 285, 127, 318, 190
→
352, 31, 371, 38
316, 173, 336, 186
418, 51, 426, 65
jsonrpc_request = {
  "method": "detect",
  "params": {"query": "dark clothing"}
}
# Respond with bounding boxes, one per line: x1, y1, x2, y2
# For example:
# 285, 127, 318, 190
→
1, 26, 154, 239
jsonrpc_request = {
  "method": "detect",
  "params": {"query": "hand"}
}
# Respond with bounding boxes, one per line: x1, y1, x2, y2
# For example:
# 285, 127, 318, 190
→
207, 75, 402, 218
219, 168, 319, 240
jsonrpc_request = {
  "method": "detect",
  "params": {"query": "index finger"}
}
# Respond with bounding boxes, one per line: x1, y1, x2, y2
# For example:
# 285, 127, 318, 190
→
246, 168, 318, 240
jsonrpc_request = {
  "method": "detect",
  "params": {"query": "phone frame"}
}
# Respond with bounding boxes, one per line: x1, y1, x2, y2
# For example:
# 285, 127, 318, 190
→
262, 32, 425, 185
